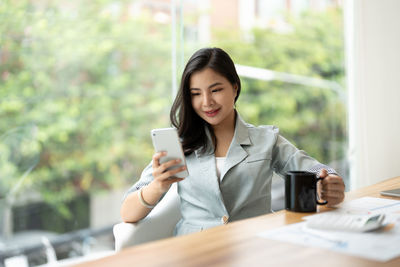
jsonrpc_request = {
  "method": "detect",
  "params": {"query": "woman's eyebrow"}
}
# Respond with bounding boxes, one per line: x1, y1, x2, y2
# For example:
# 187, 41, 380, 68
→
208, 82, 222, 89
190, 82, 223, 91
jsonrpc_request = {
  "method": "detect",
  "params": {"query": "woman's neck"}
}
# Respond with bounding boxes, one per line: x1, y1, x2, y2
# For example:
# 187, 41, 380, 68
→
213, 110, 235, 136
212, 111, 236, 157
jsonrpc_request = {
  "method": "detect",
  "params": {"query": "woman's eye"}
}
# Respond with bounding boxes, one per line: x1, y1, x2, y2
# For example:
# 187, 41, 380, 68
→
191, 93, 200, 96
212, 88, 223, 93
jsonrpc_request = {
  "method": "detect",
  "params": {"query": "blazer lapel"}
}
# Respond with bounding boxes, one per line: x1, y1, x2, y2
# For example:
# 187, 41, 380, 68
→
194, 129, 227, 207
220, 114, 251, 180
193, 114, 251, 212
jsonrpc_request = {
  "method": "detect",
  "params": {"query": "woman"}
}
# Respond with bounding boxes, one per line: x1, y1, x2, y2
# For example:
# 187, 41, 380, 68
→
120, 47, 345, 235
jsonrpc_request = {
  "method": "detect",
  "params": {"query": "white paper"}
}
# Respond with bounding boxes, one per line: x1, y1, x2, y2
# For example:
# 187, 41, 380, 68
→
258, 197, 400, 262
336, 196, 400, 214
258, 219, 400, 262
303, 197, 400, 221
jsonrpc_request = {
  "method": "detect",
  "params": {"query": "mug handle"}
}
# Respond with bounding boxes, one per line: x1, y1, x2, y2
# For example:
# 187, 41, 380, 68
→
316, 177, 328, 205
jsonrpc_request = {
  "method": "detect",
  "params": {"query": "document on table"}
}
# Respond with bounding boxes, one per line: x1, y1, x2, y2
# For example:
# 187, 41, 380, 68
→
257, 197, 400, 262
334, 196, 400, 215
302, 196, 400, 221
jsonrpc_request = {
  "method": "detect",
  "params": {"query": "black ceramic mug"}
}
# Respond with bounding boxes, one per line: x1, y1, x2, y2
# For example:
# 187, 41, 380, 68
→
285, 171, 328, 212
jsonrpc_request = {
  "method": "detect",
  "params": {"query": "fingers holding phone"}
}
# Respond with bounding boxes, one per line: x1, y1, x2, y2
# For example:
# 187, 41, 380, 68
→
151, 128, 189, 192
151, 128, 188, 178
152, 151, 186, 178
151, 152, 186, 193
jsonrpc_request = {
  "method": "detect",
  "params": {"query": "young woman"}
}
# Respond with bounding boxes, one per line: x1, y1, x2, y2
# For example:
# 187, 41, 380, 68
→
121, 47, 345, 235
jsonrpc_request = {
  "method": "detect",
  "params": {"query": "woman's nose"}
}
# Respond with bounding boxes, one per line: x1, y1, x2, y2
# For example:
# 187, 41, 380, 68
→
202, 93, 214, 107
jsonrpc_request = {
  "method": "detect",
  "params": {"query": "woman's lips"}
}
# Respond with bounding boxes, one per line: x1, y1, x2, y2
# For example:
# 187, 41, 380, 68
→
204, 108, 220, 117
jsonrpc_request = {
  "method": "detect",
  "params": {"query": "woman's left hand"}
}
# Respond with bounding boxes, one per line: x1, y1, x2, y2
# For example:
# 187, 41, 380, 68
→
319, 169, 345, 207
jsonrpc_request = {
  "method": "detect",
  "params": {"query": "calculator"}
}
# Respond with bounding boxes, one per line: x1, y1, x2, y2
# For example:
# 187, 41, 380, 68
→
305, 213, 386, 232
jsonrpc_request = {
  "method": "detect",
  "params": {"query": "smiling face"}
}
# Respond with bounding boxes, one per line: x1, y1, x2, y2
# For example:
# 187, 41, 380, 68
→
189, 68, 238, 129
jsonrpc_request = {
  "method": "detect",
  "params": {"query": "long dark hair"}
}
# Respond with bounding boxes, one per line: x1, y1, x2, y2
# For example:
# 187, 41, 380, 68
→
170, 47, 241, 155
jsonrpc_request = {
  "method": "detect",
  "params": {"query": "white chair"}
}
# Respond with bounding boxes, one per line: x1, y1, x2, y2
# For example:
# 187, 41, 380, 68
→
113, 183, 181, 251
113, 175, 285, 251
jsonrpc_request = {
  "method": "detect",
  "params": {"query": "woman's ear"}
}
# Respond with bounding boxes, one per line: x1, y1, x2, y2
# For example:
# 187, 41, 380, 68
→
233, 84, 238, 98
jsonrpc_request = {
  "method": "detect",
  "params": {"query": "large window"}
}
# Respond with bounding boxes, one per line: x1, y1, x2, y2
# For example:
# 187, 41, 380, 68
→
181, 0, 346, 173
180, 0, 347, 210
0, 0, 346, 265
1, 0, 175, 265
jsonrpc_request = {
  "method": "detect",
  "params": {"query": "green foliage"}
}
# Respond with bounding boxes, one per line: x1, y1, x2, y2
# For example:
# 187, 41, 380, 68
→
1, 0, 172, 221
212, 8, 346, 166
1, 2, 346, 228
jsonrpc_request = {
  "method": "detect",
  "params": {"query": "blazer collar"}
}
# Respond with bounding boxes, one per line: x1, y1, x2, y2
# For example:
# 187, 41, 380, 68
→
192, 112, 251, 210
234, 113, 252, 146
219, 113, 251, 179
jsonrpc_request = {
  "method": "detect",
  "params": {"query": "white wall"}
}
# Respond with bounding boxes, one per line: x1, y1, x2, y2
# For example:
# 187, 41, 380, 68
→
90, 188, 127, 228
346, 0, 400, 189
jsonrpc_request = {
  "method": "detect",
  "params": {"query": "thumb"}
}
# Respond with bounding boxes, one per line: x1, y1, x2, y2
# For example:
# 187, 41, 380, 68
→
319, 168, 328, 178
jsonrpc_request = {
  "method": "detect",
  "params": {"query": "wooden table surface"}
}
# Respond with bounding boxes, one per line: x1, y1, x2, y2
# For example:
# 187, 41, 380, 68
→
76, 176, 400, 267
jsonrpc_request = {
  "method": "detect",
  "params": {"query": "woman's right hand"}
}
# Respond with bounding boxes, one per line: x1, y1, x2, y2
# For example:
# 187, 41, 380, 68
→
151, 151, 186, 193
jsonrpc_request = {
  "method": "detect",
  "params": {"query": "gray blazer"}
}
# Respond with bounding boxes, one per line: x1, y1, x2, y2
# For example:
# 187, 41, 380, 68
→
126, 114, 335, 236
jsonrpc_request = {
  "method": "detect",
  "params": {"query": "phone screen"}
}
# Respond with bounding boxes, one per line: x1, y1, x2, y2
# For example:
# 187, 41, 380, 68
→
380, 188, 400, 197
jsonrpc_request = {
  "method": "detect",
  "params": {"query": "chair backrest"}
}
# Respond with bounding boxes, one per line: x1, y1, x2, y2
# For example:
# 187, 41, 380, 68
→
113, 183, 181, 251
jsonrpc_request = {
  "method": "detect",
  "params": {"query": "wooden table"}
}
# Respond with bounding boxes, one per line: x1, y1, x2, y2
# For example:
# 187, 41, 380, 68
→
76, 176, 400, 267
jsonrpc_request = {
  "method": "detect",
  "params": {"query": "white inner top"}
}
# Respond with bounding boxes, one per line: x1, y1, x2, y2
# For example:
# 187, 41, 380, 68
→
216, 157, 226, 181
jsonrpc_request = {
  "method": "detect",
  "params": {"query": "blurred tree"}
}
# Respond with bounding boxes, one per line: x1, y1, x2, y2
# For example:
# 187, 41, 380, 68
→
0, 1, 346, 234
0, 0, 172, 232
212, 8, 346, 167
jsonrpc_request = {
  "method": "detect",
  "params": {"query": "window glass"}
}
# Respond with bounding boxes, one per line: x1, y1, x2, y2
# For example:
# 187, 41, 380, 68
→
1, 0, 347, 265
1, 0, 174, 265
181, 0, 347, 212
182, 0, 347, 176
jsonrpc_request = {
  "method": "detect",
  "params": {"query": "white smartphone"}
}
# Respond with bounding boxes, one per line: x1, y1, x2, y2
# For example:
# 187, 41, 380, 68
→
151, 127, 189, 178
380, 188, 400, 197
